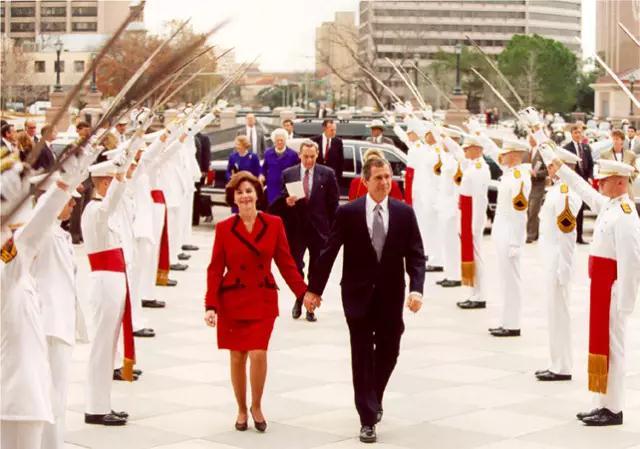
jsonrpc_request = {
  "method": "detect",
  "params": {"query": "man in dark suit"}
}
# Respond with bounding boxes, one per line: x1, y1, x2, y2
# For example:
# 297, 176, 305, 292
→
32, 124, 56, 171
312, 119, 344, 184
193, 131, 212, 224
281, 139, 339, 323
564, 124, 594, 244
238, 113, 265, 157
304, 157, 426, 443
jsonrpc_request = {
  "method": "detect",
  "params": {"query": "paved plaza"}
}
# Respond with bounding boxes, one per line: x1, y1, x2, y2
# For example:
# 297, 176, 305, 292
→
64, 211, 640, 449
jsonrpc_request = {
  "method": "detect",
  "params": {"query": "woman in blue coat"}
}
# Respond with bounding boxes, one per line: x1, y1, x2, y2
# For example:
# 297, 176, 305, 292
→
227, 135, 261, 212
259, 128, 299, 205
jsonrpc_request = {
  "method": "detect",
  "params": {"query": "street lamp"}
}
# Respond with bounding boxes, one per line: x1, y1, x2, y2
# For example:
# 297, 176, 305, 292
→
54, 37, 64, 92
453, 42, 462, 95
413, 53, 419, 88
90, 52, 97, 93
629, 74, 636, 117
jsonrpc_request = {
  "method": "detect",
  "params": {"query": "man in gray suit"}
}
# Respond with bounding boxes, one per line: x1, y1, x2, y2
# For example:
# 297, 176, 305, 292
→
238, 113, 265, 157
365, 120, 394, 145
625, 126, 640, 155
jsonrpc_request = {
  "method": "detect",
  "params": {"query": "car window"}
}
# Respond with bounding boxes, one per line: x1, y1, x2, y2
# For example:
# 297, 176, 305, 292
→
211, 148, 233, 162
380, 148, 405, 176
343, 145, 355, 174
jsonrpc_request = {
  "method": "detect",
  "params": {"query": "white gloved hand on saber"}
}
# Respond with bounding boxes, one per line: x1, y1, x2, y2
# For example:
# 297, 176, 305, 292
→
518, 106, 542, 128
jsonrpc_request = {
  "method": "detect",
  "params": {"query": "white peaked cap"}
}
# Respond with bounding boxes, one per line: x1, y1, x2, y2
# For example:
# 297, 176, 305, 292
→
117, 117, 129, 126
462, 134, 483, 149
594, 159, 636, 180
405, 118, 427, 136
498, 139, 529, 155
367, 119, 385, 129
88, 160, 118, 177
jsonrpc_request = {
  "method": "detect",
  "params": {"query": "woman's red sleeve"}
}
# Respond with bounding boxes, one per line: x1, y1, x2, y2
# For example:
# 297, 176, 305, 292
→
204, 225, 226, 311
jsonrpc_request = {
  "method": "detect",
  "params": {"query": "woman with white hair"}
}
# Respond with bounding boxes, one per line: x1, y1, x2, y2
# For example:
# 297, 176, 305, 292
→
260, 128, 299, 205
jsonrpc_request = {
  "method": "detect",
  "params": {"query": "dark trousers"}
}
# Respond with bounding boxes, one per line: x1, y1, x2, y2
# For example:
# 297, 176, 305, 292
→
290, 230, 325, 282
346, 302, 404, 426
526, 181, 546, 241
576, 203, 585, 242
69, 178, 93, 243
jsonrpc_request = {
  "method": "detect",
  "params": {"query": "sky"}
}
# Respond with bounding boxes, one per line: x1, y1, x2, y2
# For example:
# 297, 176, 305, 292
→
143, 0, 596, 72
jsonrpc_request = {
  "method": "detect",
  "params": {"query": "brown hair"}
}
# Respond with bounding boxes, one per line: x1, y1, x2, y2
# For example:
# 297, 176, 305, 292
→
76, 121, 90, 130
570, 124, 584, 133
362, 157, 391, 180
235, 135, 251, 149
225, 171, 264, 208
611, 129, 625, 140
16, 131, 34, 153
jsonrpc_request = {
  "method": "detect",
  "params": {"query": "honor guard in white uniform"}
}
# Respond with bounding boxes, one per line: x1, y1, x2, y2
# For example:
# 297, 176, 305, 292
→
442, 134, 492, 309
488, 139, 532, 337
30, 173, 88, 449
1, 171, 79, 449
534, 148, 582, 382
539, 147, 640, 426
82, 153, 137, 426
421, 124, 445, 271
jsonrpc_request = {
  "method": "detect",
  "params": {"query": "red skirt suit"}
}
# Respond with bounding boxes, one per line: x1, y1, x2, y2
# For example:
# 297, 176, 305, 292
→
204, 212, 307, 351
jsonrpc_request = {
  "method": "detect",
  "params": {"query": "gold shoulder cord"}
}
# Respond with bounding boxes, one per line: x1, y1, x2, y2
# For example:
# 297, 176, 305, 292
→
453, 162, 463, 185
621, 203, 632, 214
1, 238, 17, 263
433, 153, 442, 176
512, 181, 528, 211
557, 196, 577, 233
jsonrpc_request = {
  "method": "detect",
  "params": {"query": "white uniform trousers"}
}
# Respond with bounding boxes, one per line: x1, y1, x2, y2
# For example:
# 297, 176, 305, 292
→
494, 239, 523, 329
181, 189, 195, 246
415, 199, 442, 267
547, 277, 572, 375
595, 295, 628, 413
86, 272, 125, 415
127, 260, 147, 332
135, 238, 157, 301
150, 202, 165, 287
469, 234, 487, 301
440, 212, 461, 281
41, 337, 72, 449
167, 206, 182, 265
1, 420, 44, 449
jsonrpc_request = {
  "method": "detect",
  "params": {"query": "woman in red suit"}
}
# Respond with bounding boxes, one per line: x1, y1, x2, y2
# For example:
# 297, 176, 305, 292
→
348, 148, 404, 201
204, 171, 307, 432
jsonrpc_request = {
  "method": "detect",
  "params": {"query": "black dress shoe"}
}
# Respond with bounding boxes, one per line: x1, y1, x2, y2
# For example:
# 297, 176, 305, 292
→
376, 409, 383, 424
142, 299, 166, 308
170, 263, 188, 271
436, 278, 447, 285
488, 326, 503, 333
577, 408, 603, 420
577, 239, 589, 245
305, 311, 317, 322
534, 369, 550, 376
182, 244, 199, 251
133, 328, 156, 338
582, 408, 623, 426
292, 299, 302, 319
85, 413, 127, 426
441, 280, 462, 288
235, 421, 248, 431
177, 252, 191, 260
536, 371, 572, 381
165, 279, 178, 287
457, 299, 486, 309
359, 425, 377, 443
111, 409, 129, 419
425, 265, 444, 272
133, 368, 142, 376
113, 369, 139, 381
490, 328, 521, 337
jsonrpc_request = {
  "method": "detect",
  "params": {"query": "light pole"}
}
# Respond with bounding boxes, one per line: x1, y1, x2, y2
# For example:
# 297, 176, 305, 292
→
453, 42, 462, 95
54, 37, 64, 92
629, 74, 636, 117
90, 52, 97, 93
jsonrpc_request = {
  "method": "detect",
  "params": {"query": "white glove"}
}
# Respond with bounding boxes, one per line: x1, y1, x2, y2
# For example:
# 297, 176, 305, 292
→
466, 117, 482, 134
215, 99, 228, 110
113, 151, 129, 174
135, 107, 151, 126
393, 102, 412, 115
537, 142, 557, 166
518, 106, 542, 128
1, 162, 30, 209
421, 106, 433, 121
383, 111, 396, 125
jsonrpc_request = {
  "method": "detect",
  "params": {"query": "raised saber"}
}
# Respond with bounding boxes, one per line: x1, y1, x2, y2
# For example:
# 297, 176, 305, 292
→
359, 81, 386, 111
465, 34, 524, 107
619, 22, 640, 48
359, 66, 403, 104
575, 37, 640, 109
470, 67, 524, 124
410, 61, 460, 112
385, 57, 428, 110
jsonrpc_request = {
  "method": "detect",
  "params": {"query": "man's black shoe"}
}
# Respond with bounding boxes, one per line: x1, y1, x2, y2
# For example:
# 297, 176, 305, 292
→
85, 413, 127, 426
292, 299, 302, 319
425, 265, 444, 272
177, 253, 191, 260
490, 328, 521, 337
133, 328, 155, 338
306, 311, 317, 322
376, 409, 383, 424
441, 280, 462, 288
111, 410, 129, 419
577, 239, 589, 245
113, 369, 139, 381
436, 279, 447, 285
488, 326, 503, 333
142, 299, 166, 308
164, 279, 178, 287
581, 408, 623, 426
359, 425, 377, 443
182, 244, 199, 251
457, 300, 486, 309
576, 408, 603, 420
535, 371, 571, 381
534, 369, 550, 376
170, 263, 188, 271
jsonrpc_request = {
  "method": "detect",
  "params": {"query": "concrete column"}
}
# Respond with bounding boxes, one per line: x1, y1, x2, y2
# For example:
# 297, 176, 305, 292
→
445, 94, 469, 128
45, 91, 70, 132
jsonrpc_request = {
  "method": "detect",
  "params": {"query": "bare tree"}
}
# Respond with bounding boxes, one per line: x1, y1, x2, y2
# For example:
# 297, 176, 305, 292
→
0, 38, 34, 110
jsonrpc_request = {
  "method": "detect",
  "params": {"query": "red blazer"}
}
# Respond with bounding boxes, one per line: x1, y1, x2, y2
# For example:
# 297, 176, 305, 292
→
205, 212, 307, 320
347, 177, 404, 202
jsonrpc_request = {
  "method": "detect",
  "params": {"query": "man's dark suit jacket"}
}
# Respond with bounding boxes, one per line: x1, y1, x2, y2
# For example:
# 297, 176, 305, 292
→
33, 142, 55, 171
280, 163, 339, 241
309, 196, 425, 321
564, 140, 594, 180
195, 132, 211, 173
312, 135, 344, 183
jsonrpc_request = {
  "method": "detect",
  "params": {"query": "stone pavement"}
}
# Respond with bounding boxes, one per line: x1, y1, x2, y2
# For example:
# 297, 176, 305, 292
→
64, 211, 640, 449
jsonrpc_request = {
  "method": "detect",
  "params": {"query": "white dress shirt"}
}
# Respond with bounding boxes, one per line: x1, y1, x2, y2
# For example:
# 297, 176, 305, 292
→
246, 126, 258, 150
300, 164, 314, 196
365, 193, 389, 237
321, 134, 331, 157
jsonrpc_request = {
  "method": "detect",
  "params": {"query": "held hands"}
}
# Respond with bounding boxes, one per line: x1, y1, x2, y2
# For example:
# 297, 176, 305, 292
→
204, 310, 217, 328
303, 291, 322, 313
286, 196, 298, 206
406, 293, 423, 313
